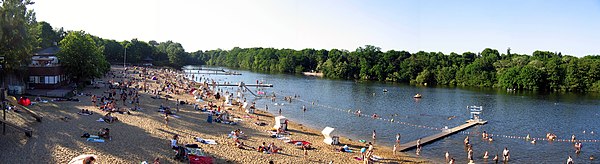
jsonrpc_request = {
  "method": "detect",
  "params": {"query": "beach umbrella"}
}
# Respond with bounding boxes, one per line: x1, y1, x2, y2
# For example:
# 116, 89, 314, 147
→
68, 154, 98, 164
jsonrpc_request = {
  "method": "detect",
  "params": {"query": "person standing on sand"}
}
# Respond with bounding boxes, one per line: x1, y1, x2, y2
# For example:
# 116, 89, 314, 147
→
393, 144, 397, 155
164, 113, 169, 126
304, 146, 308, 157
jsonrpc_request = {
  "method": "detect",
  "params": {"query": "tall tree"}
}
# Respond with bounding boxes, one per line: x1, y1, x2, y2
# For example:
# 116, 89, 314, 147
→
0, 0, 37, 81
57, 31, 109, 84
35, 21, 58, 49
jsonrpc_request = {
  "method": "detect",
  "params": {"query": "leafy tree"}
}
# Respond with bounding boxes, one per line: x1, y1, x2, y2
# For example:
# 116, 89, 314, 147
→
101, 39, 123, 63
35, 21, 58, 49
0, 0, 37, 74
57, 31, 108, 83
165, 42, 186, 67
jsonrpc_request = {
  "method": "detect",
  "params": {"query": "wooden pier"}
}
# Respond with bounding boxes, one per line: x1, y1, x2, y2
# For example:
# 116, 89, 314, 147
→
397, 120, 487, 152
215, 83, 273, 87
184, 68, 225, 72
186, 72, 241, 75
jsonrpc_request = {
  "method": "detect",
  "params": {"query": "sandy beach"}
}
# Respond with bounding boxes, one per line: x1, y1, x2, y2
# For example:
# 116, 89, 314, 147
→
0, 66, 428, 164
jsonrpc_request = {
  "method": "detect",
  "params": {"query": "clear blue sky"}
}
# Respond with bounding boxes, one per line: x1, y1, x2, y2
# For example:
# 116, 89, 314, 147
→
31, 0, 600, 57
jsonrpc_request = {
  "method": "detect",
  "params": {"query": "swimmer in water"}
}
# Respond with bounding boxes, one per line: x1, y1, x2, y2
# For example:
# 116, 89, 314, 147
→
447, 116, 456, 120
445, 151, 450, 162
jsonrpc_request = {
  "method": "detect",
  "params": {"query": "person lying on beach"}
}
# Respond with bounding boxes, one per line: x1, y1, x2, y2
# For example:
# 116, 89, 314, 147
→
254, 122, 267, 126
229, 129, 247, 139
235, 141, 255, 150
98, 128, 110, 139
78, 109, 93, 115
337, 145, 351, 152
267, 142, 282, 154
102, 112, 118, 123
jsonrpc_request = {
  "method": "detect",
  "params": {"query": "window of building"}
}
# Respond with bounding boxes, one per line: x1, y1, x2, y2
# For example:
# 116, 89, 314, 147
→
46, 76, 56, 84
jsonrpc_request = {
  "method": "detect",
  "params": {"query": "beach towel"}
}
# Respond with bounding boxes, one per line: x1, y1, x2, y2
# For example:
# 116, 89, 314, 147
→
171, 115, 181, 118
371, 155, 383, 161
195, 137, 217, 145
276, 136, 290, 140
187, 148, 205, 156
96, 118, 105, 122
353, 157, 362, 161
188, 154, 212, 164
86, 138, 105, 143
288, 140, 312, 146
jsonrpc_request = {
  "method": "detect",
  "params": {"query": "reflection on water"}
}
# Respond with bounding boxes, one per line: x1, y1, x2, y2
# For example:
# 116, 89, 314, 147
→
184, 66, 600, 163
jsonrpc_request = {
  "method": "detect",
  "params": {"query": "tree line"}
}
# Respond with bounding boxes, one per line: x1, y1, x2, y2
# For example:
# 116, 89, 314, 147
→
201, 46, 600, 93
2, 0, 598, 92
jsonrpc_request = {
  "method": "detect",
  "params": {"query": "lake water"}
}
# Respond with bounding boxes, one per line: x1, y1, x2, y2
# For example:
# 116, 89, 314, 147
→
183, 66, 600, 163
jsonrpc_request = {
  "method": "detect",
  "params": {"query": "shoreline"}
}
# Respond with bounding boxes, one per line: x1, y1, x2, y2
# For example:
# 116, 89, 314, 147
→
0, 66, 429, 163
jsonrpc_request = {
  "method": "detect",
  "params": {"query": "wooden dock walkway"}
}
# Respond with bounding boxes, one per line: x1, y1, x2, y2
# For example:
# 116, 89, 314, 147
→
184, 68, 225, 72
186, 72, 241, 75
215, 83, 274, 87
397, 120, 487, 152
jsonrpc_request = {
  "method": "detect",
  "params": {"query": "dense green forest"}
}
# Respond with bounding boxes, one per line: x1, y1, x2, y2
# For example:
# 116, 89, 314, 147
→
2, 0, 598, 92
200, 46, 600, 93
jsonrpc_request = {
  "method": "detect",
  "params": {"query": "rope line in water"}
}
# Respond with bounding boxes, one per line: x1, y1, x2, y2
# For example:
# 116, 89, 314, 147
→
293, 97, 600, 143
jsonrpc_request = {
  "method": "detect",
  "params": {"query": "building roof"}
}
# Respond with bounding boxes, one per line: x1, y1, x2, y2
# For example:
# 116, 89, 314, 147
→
35, 46, 60, 56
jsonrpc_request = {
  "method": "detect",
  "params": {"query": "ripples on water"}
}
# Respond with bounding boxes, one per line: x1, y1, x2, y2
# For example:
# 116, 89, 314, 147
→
184, 66, 600, 163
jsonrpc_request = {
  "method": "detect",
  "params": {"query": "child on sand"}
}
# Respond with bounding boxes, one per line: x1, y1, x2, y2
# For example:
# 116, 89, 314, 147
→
164, 113, 169, 126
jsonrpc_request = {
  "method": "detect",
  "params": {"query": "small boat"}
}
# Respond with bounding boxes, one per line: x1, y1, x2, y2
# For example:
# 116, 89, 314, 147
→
413, 94, 422, 98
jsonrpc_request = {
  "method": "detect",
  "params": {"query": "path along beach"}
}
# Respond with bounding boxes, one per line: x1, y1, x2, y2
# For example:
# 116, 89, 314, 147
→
0, 66, 427, 164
